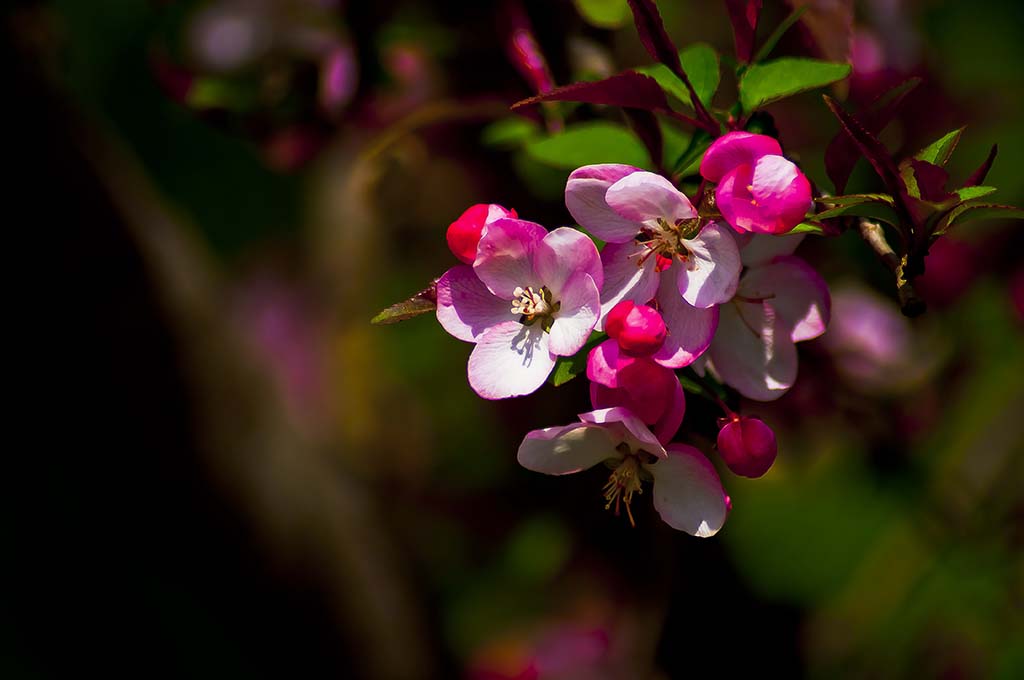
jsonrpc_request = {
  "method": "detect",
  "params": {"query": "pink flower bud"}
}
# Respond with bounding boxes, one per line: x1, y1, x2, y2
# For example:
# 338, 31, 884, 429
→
717, 416, 777, 478
446, 204, 517, 264
603, 301, 667, 356
700, 131, 812, 235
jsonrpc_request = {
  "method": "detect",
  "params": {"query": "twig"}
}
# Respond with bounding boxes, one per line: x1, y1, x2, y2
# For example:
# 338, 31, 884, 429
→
858, 219, 926, 317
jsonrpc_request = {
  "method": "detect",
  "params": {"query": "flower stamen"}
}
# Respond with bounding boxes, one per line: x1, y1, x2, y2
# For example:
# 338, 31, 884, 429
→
603, 455, 644, 527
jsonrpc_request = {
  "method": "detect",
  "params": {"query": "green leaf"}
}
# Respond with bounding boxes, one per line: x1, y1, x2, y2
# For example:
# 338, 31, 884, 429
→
680, 43, 721, 108
661, 121, 691, 167
953, 186, 996, 202
940, 203, 1024, 232
678, 375, 705, 395
482, 117, 540, 148
815, 193, 896, 207
636, 43, 720, 109
549, 333, 606, 386
672, 129, 712, 175
913, 126, 965, 166
787, 222, 826, 235
739, 58, 851, 113
371, 282, 438, 325
678, 368, 728, 402
814, 201, 902, 226
572, 0, 631, 28
525, 122, 651, 170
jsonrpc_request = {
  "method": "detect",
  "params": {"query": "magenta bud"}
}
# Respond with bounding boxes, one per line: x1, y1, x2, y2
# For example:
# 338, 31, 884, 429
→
446, 204, 517, 264
717, 416, 777, 478
604, 301, 667, 356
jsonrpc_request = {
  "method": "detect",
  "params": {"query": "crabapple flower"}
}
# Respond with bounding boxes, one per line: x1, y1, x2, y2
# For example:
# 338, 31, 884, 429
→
446, 203, 517, 264
436, 219, 602, 399
587, 301, 686, 443
717, 415, 777, 478
700, 131, 812, 235
707, 234, 830, 401
517, 408, 728, 535
566, 165, 741, 310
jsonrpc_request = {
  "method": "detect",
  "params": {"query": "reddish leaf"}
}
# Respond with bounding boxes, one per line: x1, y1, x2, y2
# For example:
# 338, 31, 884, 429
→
371, 281, 438, 325
908, 159, 952, 203
725, 0, 762, 63
625, 0, 717, 129
627, 0, 684, 78
824, 77, 920, 193
823, 95, 903, 198
964, 144, 998, 187
512, 70, 669, 111
624, 108, 664, 172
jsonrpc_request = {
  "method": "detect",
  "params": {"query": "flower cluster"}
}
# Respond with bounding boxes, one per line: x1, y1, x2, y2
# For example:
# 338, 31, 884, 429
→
432, 132, 831, 535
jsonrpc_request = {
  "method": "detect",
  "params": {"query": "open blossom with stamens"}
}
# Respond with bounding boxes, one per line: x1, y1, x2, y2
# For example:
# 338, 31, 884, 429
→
517, 407, 728, 535
706, 234, 830, 401
587, 301, 686, 444
435, 218, 602, 399
700, 131, 812, 235
565, 165, 732, 362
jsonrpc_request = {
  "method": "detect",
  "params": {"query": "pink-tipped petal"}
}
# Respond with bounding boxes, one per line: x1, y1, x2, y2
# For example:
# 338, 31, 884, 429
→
654, 271, 718, 367
534, 227, 604, 296
587, 340, 633, 388
677, 222, 741, 308
605, 171, 697, 224
473, 218, 548, 298
647, 444, 728, 537
739, 256, 830, 342
565, 164, 644, 243
749, 155, 813, 234
700, 131, 783, 182
435, 265, 516, 342
589, 358, 678, 424
548, 272, 601, 356
468, 320, 555, 399
709, 301, 797, 401
716, 163, 759, 234
579, 407, 665, 458
596, 241, 660, 330
740, 233, 805, 267
651, 377, 685, 445
717, 157, 812, 235
717, 416, 777, 478
589, 377, 685, 445
517, 422, 619, 475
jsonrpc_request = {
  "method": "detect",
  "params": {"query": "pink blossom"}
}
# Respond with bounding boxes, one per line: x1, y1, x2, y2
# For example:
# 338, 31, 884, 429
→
717, 416, 777, 478
517, 408, 728, 536
564, 165, 733, 364
706, 235, 830, 401
446, 203, 518, 265
586, 301, 686, 443
436, 219, 602, 399
700, 132, 812, 235
566, 166, 740, 308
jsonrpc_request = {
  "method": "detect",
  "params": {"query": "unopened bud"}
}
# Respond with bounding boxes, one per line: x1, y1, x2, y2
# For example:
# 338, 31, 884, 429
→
717, 416, 777, 478
446, 204, 516, 264
604, 301, 667, 356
